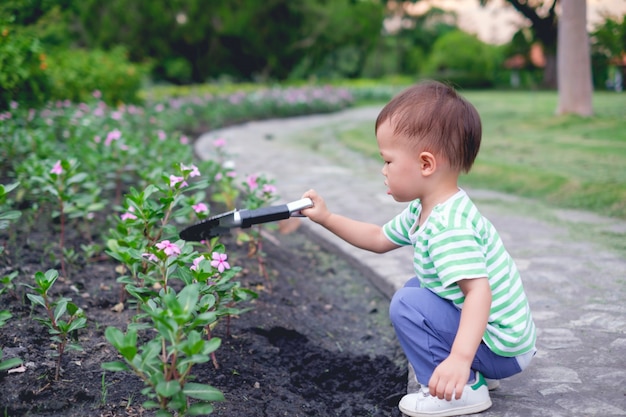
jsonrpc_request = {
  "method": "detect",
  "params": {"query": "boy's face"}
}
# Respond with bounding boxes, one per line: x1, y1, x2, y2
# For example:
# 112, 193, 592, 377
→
376, 120, 424, 203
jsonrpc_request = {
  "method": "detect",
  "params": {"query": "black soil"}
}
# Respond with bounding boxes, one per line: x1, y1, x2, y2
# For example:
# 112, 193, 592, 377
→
0, 218, 407, 417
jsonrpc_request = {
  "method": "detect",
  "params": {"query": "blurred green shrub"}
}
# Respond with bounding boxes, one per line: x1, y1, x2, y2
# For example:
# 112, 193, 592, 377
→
423, 30, 502, 89
46, 47, 149, 105
0, 23, 50, 109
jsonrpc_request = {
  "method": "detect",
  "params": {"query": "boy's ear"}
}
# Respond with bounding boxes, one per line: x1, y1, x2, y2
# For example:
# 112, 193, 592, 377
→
418, 152, 437, 176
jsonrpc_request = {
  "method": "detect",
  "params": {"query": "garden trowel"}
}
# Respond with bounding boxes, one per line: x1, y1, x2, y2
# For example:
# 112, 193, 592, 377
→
179, 198, 313, 241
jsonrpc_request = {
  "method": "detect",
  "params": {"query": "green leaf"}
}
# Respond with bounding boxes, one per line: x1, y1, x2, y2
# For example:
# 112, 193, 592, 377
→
101, 361, 129, 372
204, 337, 222, 355
177, 354, 210, 369
53, 301, 67, 323
104, 327, 124, 348
0, 357, 23, 371
142, 400, 161, 410
176, 283, 199, 319
190, 311, 218, 328
142, 184, 159, 199
156, 380, 181, 397
0, 211, 21, 221
66, 302, 80, 316
0, 310, 11, 325
175, 267, 194, 286
104, 327, 137, 361
153, 318, 177, 343
67, 172, 88, 185
36, 269, 58, 292
67, 317, 87, 333
26, 293, 46, 309
66, 342, 84, 352
106, 239, 120, 253
187, 402, 215, 416
0, 183, 19, 195
182, 383, 225, 402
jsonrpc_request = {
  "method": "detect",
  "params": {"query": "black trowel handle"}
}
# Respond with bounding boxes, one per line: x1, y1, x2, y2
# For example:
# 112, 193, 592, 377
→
238, 198, 313, 228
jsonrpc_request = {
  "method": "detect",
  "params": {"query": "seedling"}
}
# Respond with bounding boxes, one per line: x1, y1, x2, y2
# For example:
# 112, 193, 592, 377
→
0, 270, 19, 300
100, 372, 111, 406
26, 269, 87, 381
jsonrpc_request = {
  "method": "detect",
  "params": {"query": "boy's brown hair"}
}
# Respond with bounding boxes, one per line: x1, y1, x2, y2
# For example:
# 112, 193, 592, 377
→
375, 80, 482, 173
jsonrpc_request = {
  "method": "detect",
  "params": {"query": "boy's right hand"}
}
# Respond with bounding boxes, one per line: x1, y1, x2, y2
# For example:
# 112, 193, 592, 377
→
301, 189, 331, 225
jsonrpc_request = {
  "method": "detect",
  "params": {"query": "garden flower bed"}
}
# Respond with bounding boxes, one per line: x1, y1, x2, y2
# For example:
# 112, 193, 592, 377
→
0, 86, 406, 416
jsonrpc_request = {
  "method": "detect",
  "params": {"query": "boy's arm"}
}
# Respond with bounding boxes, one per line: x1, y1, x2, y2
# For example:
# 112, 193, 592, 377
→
428, 277, 492, 400
301, 189, 399, 254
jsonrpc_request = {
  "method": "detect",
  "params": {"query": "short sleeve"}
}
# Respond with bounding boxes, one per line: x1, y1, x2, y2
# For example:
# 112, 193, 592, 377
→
383, 201, 420, 246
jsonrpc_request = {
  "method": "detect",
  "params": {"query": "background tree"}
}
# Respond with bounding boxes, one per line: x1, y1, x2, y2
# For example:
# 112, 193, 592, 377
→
480, 0, 559, 88
393, 6, 458, 75
423, 30, 502, 88
74, 0, 384, 83
556, 0, 592, 115
287, 0, 384, 79
591, 14, 626, 89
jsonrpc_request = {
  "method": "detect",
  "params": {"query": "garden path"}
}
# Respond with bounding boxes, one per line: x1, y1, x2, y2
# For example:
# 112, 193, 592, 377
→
196, 106, 626, 417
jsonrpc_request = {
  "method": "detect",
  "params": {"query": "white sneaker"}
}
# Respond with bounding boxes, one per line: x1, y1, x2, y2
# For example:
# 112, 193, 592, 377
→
485, 378, 500, 391
398, 372, 492, 417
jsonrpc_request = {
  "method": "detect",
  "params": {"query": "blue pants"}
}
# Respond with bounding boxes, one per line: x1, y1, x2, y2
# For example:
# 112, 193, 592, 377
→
389, 278, 522, 385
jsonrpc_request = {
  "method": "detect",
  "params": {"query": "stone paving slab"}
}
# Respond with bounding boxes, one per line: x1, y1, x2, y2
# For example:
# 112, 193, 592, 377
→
196, 107, 626, 417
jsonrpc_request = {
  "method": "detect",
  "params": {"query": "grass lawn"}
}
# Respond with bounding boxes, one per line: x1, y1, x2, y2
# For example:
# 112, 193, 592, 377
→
339, 90, 626, 220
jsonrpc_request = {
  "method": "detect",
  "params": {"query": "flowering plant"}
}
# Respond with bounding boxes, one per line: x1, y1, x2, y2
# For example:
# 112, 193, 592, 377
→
103, 283, 225, 416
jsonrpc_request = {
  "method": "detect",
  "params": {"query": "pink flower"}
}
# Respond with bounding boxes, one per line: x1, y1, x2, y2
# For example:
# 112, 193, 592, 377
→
246, 174, 258, 190
121, 206, 137, 221
142, 252, 159, 262
211, 252, 230, 273
192, 203, 208, 214
157, 130, 166, 141
180, 163, 200, 177
120, 212, 137, 221
50, 160, 63, 175
180, 135, 189, 145
105, 129, 122, 146
93, 90, 102, 99
190, 256, 204, 271
156, 240, 181, 257
213, 138, 226, 148
263, 184, 277, 195
169, 175, 188, 188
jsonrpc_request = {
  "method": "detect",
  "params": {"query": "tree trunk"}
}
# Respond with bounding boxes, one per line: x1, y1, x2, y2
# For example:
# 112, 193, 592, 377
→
543, 52, 557, 89
556, 0, 593, 116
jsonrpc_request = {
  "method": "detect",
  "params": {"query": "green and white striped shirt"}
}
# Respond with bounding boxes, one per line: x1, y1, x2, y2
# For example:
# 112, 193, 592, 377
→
383, 189, 536, 357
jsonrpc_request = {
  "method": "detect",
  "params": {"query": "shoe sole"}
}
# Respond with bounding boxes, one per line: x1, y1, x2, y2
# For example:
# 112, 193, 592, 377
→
399, 398, 492, 417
